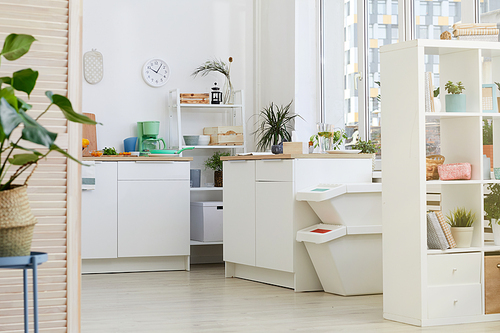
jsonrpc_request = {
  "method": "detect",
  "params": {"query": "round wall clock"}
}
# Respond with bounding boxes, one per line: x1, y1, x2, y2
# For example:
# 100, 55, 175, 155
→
142, 58, 170, 87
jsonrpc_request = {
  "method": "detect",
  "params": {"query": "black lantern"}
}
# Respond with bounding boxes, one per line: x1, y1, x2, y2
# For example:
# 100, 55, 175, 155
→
211, 82, 222, 104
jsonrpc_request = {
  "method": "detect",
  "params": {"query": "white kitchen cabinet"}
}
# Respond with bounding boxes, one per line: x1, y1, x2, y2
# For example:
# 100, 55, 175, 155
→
81, 158, 191, 273
118, 180, 189, 257
223, 160, 256, 266
81, 162, 118, 259
255, 181, 294, 272
223, 155, 373, 291
380, 40, 500, 326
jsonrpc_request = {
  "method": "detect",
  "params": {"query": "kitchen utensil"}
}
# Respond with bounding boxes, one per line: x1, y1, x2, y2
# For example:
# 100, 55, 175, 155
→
198, 135, 211, 146
124, 137, 138, 152
183, 135, 199, 146
82, 113, 97, 157
149, 147, 194, 154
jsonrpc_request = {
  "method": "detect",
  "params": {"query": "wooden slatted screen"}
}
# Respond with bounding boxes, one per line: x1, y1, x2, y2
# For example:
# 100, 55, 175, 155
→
0, 0, 79, 332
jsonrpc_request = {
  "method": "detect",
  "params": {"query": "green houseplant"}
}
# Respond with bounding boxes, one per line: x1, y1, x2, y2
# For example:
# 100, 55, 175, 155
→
253, 100, 303, 152
0, 34, 97, 256
446, 207, 475, 248
351, 139, 379, 170
192, 57, 234, 104
484, 184, 500, 245
204, 151, 230, 187
444, 81, 466, 112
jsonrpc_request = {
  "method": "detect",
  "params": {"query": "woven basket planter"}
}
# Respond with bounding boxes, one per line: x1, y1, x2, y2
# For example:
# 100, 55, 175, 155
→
0, 185, 37, 257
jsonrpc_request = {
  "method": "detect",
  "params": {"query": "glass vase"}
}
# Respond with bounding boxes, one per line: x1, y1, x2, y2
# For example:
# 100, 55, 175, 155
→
223, 77, 234, 105
316, 123, 333, 153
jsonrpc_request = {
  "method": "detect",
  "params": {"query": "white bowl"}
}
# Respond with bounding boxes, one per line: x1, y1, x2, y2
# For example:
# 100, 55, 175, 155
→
198, 135, 211, 146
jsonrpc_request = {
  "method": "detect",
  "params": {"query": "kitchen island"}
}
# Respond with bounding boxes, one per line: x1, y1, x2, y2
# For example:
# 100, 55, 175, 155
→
221, 153, 374, 291
81, 156, 192, 273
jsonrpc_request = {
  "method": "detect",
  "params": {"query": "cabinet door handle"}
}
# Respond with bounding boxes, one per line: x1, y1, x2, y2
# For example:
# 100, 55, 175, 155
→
228, 160, 248, 163
261, 159, 284, 162
135, 161, 174, 164
497, 264, 500, 268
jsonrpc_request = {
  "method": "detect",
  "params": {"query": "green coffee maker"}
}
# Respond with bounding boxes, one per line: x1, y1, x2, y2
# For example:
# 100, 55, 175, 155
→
137, 121, 166, 153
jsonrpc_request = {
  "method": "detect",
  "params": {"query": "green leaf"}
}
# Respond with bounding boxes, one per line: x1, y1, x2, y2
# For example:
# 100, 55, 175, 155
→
8, 153, 40, 165
17, 108, 57, 147
0, 76, 11, 85
46, 92, 100, 125
1, 34, 36, 61
50, 144, 84, 165
16, 97, 32, 111
0, 86, 18, 110
0, 97, 22, 137
9, 142, 44, 154
12, 69, 38, 96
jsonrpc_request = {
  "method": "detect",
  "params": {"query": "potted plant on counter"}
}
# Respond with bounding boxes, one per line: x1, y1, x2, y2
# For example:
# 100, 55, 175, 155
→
253, 100, 303, 153
0, 34, 98, 256
484, 183, 500, 245
204, 151, 231, 187
445, 81, 466, 112
446, 207, 475, 248
351, 139, 380, 170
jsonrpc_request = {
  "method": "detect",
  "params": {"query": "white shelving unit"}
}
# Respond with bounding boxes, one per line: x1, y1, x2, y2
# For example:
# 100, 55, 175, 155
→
168, 89, 245, 250
381, 39, 500, 326
168, 89, 247, 153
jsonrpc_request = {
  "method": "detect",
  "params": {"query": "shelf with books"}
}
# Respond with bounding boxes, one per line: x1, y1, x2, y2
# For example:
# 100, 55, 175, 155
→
381, 40, 500, 326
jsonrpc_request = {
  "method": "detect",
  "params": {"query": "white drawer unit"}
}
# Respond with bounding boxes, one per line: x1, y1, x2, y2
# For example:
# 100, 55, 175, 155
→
117, 161, 189, 180
256, 159, 293, 182
427, 253, 481, 286
427, 284, 482, 319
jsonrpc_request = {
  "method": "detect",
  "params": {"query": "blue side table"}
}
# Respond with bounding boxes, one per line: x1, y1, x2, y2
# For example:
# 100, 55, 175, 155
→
0, 252, 48, 333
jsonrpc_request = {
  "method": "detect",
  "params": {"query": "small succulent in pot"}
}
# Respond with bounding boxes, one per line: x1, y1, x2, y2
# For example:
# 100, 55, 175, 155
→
444, 81, 466, 112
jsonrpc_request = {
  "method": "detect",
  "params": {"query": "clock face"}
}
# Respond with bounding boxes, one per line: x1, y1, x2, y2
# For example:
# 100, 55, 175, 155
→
142, 58, 170, 87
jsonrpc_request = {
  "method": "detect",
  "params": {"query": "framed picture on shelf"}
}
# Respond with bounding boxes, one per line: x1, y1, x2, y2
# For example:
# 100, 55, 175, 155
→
482, 84, 498, 113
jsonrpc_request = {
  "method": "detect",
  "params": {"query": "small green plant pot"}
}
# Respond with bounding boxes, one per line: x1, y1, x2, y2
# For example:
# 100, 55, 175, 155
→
445, 94, 466, 112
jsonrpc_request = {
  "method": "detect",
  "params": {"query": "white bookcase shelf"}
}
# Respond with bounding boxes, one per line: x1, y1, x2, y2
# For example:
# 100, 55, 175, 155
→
381, 39, 500, 327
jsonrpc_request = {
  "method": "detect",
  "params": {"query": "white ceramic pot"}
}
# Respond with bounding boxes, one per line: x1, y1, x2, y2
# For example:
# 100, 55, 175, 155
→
491, 219, 500, 246
451, 227, 474, 248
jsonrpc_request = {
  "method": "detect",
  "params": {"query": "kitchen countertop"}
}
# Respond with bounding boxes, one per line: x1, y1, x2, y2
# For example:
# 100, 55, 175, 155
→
221, 153, 373, 161
83, 156, 193, 161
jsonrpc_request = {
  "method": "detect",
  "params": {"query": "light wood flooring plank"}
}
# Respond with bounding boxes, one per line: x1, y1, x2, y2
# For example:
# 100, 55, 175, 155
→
81, 264, 500, 332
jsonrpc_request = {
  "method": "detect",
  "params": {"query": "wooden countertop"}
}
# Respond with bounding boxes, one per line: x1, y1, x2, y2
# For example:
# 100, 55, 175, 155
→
83, 156, 193, 161
221, 153, 373, 161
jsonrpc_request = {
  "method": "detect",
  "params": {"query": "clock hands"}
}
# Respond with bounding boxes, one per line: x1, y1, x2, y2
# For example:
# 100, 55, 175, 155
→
155, 63, 162, 73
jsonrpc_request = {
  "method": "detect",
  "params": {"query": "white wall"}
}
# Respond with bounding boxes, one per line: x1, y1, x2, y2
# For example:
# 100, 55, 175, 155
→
82, 0, 254, 152
255, 0, 320, 145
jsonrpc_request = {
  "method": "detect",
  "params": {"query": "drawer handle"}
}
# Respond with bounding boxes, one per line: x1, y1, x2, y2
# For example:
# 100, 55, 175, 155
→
452, 268, 457, 273
454, 299, 458, 304
497, 264, 500, 269
261, 159, 284, 162
135, 161, 174, 164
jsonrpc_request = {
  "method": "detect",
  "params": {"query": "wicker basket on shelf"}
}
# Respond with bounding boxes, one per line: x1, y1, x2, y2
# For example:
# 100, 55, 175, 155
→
426, 155, 445, 180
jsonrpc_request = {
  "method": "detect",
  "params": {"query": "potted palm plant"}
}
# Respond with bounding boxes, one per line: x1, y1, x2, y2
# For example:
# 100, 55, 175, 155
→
204, 151, 231, 187
253, 100, 303, 153
445, 81, 466, 112
484, 183, 500, 245
446, 207, 475, 248
0, 34, 98, 256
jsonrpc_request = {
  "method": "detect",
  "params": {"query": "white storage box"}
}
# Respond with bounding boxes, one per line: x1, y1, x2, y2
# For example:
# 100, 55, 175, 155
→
190, 201, 223, 242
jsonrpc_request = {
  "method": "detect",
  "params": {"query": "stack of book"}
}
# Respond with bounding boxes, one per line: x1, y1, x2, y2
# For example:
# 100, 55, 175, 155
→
427, 211, 457, 250
453, 23, 499, 42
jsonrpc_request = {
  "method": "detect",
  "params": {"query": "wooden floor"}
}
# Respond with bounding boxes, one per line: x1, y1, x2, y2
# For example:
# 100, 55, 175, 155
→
82, 264, 500, 332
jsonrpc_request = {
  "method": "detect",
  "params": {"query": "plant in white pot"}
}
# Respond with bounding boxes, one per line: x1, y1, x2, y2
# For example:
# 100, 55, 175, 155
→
446, 207, 475, 248
444, 81, 466, 112
484, 183, 500, 245
0, 34, 98, 256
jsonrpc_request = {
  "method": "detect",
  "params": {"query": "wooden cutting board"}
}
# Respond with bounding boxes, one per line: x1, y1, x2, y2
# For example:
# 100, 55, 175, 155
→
82, 113, 97, 157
